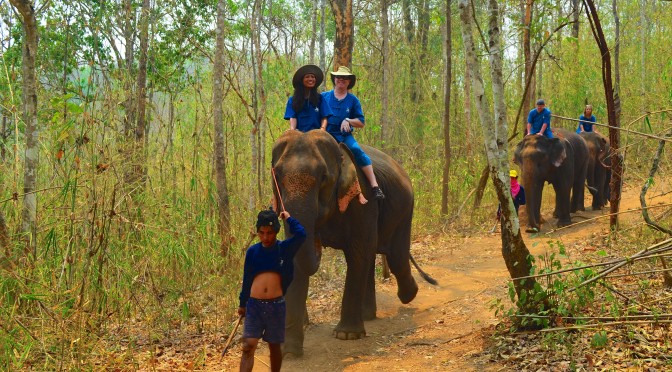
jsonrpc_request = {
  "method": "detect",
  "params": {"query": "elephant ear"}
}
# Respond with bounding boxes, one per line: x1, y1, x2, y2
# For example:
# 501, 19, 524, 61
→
550, 138, 567, 167
513, 140, 524, 165
337, 143, 364, 213
271, 130, 301, 166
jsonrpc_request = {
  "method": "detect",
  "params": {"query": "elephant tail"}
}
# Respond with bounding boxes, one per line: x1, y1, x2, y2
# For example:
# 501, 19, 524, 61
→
585, 184, 598, 194
409, 254, 438, 285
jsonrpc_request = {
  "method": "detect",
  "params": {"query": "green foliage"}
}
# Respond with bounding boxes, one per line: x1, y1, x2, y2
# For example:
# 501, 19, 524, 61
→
491, 241, 605, 331
590, 330, 609, 348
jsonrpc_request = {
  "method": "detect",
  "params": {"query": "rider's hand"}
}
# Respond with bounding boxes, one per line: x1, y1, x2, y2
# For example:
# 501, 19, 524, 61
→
340, 120, 352, 133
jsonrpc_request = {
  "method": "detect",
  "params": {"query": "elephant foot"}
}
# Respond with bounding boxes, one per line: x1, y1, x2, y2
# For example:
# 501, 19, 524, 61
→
333, 328, 366, 340
556, 220, 572, 228
525, 226, 539, 233
282, 343, 304, 358
397, 283, 418, 304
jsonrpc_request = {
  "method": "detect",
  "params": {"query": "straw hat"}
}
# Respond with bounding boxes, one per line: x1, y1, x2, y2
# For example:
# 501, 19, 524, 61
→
292, 64, 324, 89
330, 66, 357, 89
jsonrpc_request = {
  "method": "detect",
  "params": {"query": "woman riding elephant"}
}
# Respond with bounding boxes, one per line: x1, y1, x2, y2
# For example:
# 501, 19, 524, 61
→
271, 129, 432, 357
514, 128, 589, 232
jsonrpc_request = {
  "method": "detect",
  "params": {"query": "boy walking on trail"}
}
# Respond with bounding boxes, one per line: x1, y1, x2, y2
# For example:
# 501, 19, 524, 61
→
238, 209, 306, 372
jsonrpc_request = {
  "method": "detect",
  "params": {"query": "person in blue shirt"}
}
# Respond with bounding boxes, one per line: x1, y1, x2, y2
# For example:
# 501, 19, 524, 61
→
321, 66, 385, 200
238, 209, 306, 372
576, 104, 597, 133
284, 64, 332, 132
526, 99, 553, 138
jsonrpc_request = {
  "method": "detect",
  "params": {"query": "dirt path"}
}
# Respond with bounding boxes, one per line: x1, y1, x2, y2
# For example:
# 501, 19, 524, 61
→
195, 183, 671, 371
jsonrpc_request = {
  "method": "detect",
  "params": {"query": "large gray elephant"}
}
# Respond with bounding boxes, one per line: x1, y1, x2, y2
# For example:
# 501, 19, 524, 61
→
514, 128, 589, 232
271, 130, 433, 356
580, 131, 611, 210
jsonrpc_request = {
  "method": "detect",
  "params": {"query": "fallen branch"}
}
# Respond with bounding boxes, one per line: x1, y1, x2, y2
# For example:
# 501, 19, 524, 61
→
512, 239, 672, 281
535, 319, 672, 333
544, 203, 672, 234
512, 313, 672, 322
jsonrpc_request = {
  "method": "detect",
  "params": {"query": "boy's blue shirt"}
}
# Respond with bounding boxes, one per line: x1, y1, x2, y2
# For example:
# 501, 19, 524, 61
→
239, 217, 307, 307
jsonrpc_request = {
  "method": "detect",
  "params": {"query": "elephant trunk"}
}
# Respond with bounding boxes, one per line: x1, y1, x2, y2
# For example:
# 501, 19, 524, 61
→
524, 180, 544, 230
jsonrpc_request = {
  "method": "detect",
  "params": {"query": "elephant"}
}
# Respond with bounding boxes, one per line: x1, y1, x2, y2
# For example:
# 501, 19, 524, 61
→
514, 128, 589, 232
580, 132, 611, 210
271, 129, 434, 357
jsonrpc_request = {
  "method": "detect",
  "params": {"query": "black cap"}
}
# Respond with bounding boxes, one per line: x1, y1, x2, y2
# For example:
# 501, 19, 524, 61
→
536, 99, 545, 105
256, 210, 280, 233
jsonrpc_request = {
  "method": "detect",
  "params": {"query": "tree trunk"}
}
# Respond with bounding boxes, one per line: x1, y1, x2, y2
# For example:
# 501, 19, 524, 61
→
0, 209, 9, 257
402, 0, 417, 102
310, 0, 317, 62
9, 0, 39, 254
638, 0, 646, 96
213, 0, 232, 257
122, 0, 136, 137
583, 0, 622, 229
571, 0, 580, 38
458, 0, 536, 307
522, 0, 533, 134
464, 59, 472, 156
133, 0, 150, 184
381, 0, 391, 145
441, 0, 452, 216
319, 0, 326, 88
329, 0, 354, 69
252, 0, 267, 202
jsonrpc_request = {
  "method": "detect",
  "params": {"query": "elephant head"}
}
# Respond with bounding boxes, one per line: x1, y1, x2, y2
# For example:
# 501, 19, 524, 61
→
514, 135, 568, 231
580, 132, 610, 209
271, 130, 363, 275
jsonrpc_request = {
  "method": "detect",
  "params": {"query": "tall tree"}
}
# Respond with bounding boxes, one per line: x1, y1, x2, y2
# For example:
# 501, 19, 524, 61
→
132, 0, 151, 184
9, 0, 40, 253
458, 0, 537, 305
522, 0, 534, 134
583, 0, 622, 228
329, 0, 354, 68
251, 0, 267, 201
380, 0, 391, 145
441, 0, 452, 216
212, 0, 232, 257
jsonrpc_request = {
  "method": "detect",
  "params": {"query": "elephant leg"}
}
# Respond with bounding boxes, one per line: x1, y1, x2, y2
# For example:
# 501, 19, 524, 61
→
362, 259, 377, 321
592, 169, 606, 210
387, 223, 418, 304
554, 181, 572, 227
334, 248, 375, 340
283, 267, 309, 357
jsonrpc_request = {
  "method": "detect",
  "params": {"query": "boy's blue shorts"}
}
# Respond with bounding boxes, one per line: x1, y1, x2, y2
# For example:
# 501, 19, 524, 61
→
242, 297, 286, 343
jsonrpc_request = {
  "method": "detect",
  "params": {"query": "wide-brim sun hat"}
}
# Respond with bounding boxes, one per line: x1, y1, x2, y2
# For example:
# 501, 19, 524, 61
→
330, 66, 357, 89
292, 64, 324, 89
509, 170, 518, 178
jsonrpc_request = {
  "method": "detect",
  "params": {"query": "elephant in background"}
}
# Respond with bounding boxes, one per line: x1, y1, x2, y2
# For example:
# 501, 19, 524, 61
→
514, 128, 589, 232
580, 132, 611, 210
271, 130, 429, 357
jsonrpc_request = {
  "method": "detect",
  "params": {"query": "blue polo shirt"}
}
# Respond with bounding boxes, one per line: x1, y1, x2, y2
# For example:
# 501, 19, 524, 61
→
321, 90, 365, 138
284, 96, 333, 132
576, 114, 596, 133
527, 107, 553, 138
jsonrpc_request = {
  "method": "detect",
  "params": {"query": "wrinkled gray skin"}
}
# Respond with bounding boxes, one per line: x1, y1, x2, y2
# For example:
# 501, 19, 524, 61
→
514, 128, 589, 231
272, 130, 418, 357
580, 132, 611, 210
